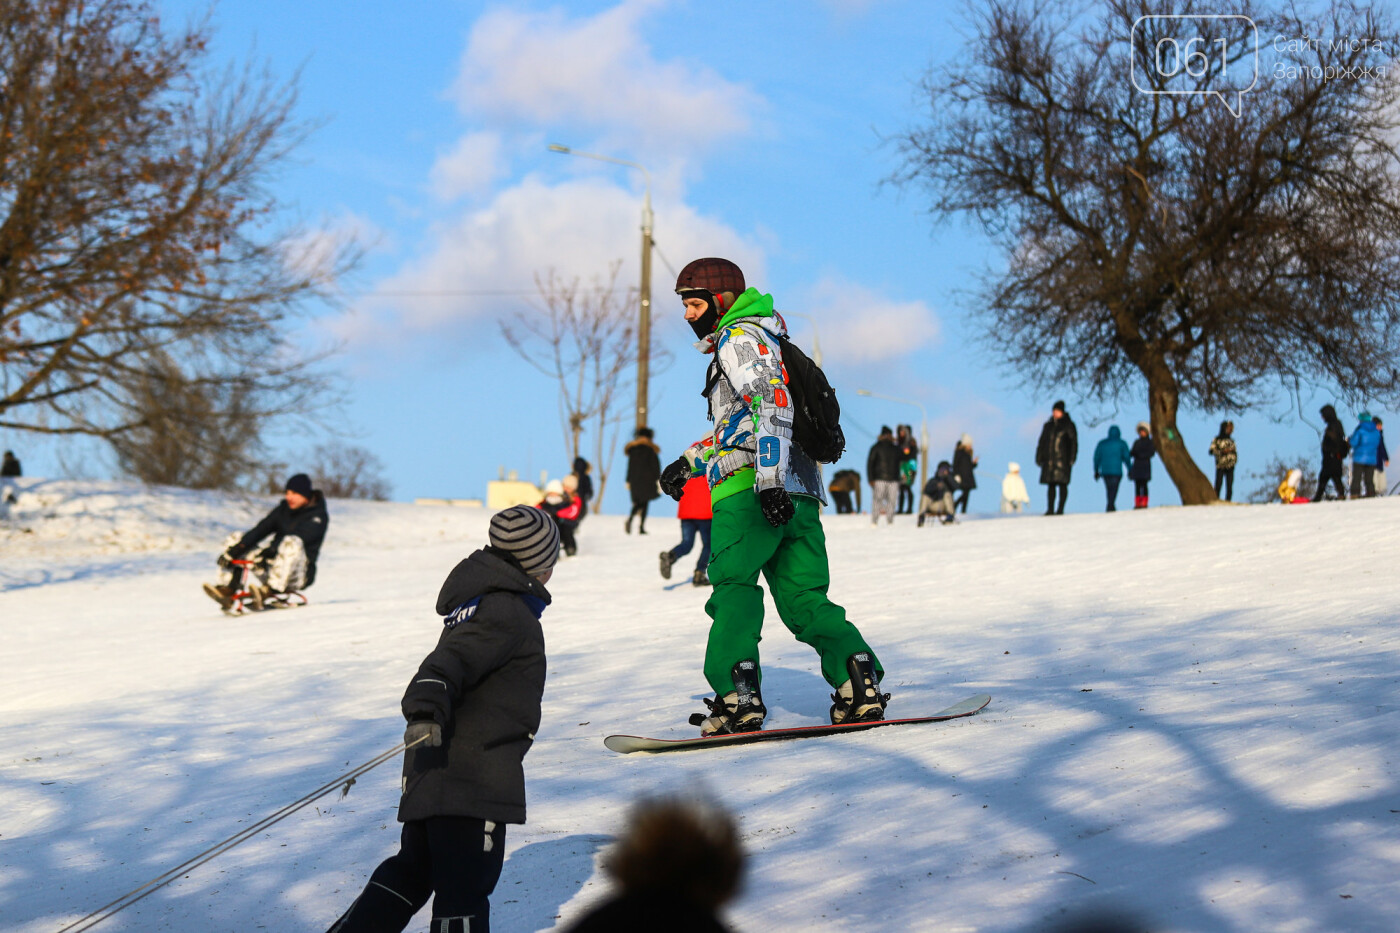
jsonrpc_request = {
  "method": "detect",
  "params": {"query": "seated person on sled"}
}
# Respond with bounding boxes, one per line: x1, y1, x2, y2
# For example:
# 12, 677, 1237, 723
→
203, 473, 329, 609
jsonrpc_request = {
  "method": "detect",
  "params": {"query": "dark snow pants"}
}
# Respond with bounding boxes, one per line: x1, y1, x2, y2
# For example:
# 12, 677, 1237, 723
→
670, 518, 712, 573
1045, 483, 1067, 515
1350, 464, 1376, 498
328, 817, 506, 933
1214, 467, 1234, 501
1315, 461, 1346, 500
1103, 474, 1122, 511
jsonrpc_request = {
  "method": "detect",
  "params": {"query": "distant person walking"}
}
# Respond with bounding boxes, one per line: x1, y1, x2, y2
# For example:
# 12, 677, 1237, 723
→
1092, 426, 1131, 511
1130, 422, 1155, 509
1208, 421, 1237, 501
624, 427, 662, 534
867, 426, 903, 525
571, 457, 594, 522
1035, 400, 1078, 515
1349, 412, 1382, 498
827, 468, 862, 514
895, 425, 919, 515
1315, 404, 1349, 501
659, 475, 713, 587
1001, 462, 1030, 513
951, 434, 978, 514
1, 449, 19, 508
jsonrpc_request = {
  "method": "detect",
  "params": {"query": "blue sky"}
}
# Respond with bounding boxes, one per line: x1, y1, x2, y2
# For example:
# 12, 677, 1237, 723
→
8, 0, 1367, 511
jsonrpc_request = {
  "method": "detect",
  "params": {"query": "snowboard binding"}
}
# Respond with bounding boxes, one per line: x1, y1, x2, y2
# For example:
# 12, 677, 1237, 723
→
830, 652, 890, 725
689, 659, 766, 735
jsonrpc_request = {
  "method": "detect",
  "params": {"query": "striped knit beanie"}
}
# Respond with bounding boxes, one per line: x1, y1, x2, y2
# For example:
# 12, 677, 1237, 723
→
489, 506, 560, 577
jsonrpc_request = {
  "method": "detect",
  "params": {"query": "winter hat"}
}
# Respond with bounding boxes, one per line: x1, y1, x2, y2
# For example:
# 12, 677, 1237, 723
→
1359, 410, 1373, 422
1136, 421, 1149, 434
959, 433, 973, 448
488, 506, 560, 577
285, 473, 313, 497
635, 426, 654, 440
1053, 400, 1066, 413
880, 425, 893, 436
544, 479, 564, 495
676, 257, 744, 339
1008, 461, 1020, 473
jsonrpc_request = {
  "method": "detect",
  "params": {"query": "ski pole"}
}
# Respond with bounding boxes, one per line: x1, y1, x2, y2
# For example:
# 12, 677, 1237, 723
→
56, 735, 427, 933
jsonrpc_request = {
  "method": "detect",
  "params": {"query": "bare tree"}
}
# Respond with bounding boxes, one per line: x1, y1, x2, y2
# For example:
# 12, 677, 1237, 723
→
0, 0, 354, 452
896, 0, 1400, 503
501, 262, 663, 511
308, 440, 392, 501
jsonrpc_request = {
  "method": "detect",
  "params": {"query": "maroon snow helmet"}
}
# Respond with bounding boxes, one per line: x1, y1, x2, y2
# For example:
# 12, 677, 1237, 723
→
676, 258, 745, 338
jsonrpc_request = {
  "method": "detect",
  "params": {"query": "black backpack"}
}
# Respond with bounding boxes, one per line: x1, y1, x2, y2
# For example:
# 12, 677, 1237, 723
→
776, 334, 845, 463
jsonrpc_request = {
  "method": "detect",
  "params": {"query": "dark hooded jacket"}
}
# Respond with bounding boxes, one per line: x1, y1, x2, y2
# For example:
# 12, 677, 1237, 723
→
1321, 406, 1349, 463
230, 492, 329, 586
625, 437, 662, 505
1, 452, 19, 477
867, 436, 903, 482
399, 548, 550, 824
1130, 434, 1155, 481
1036, 413, 1078, 485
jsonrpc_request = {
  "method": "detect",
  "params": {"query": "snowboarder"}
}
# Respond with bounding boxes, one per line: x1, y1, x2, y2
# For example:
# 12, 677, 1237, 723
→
917, 460, 958, 526
1035, 400, 1078, 515
1349, 412, 1382, 498
1315, 404, 1349, 501
539, 479, 582, 557
951, 433, 977, 514
867, 425, 903, 525
325, 506, 559, 933
660, 256, 889, 735
659, 474, 713, 587
1208, 421, 1237, 501
826, 468, 861, 514
1092, 425, 1131, 512
624, 427, 661, 534
203, 473, 328, 610
561, 798, 743, 933
1130, 422, 1155, 508
1001, 462, 1030, 513
896, 424, 919, 514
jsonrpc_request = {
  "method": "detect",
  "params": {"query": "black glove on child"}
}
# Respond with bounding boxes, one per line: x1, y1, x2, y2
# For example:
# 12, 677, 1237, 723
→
759, 486, 794, 527
659, 457, 692, 501
405, 719, 442, 748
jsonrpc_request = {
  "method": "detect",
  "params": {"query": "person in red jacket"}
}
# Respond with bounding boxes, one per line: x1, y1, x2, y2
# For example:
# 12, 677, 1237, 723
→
539, 479, 582, 557
659, 475, 713, 586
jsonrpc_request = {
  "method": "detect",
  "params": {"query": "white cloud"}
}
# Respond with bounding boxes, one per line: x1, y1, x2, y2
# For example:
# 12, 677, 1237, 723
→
282, 211, 381, 285
451, 0, 762, 158
333, 175, 763, 348
793, 275, 940, 364
429, 131, 507, 201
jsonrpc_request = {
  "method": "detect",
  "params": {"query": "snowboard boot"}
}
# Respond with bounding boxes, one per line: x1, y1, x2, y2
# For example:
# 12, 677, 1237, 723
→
659, 550, 675, 580
830, 652, 890, 725
202, 582, 235, 610
689, 659, 765, 735
692, 567, 710, 587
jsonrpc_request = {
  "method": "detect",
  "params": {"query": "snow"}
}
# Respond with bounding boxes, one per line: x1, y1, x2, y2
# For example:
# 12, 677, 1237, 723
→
2, 477, 1398, 932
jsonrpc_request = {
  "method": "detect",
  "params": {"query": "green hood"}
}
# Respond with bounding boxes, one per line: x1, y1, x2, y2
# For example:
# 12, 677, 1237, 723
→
715, 287, 774, 329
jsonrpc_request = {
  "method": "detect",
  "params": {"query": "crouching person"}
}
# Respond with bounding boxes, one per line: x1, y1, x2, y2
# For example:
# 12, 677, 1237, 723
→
917, 461, 958, 526
327, 506, 560, 933
203, 473, 328, 610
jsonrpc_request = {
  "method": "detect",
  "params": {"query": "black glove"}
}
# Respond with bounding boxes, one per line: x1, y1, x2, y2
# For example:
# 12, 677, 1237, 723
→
659, 457, 691, 501
404, 719, 442, 748
758, 486, 794, 527
217, 551, 235, 570
1094, 472, 1100, 481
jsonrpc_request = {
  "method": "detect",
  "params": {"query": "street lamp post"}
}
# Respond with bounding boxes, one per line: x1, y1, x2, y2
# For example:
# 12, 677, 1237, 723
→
856, 388, 929, 499
548, 144, 653, 430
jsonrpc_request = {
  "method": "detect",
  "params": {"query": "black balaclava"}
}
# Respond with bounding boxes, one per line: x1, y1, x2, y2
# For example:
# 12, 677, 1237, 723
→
680, 288, 722, 339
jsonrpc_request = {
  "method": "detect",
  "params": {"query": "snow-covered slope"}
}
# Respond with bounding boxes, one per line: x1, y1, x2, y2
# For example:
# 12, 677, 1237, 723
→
2, 481, 1397, 932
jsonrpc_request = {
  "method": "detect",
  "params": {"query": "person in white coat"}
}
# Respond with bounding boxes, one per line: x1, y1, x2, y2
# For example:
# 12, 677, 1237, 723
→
1001, 462, 1031, 513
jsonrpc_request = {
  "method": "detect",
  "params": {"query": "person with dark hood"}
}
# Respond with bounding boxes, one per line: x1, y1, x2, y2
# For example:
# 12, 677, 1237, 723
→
951, 433, 978, 513
867, 425, 903, 525
1208, 421, 1237, 501
1129, 422, 1155, 508
918, 460, 958, 526
895, 424, 919, 514
570, 457, 594, 522
1035, 400, 1078, 515
1315, 404, 1349, 501
325, 506, 559, 933
1092, 426, 1131, 511
0, 450, 19, 507
659, 256, 889, 736
563, 798, 743, 933
624, 427, 662, 534
203, 473, 328, 610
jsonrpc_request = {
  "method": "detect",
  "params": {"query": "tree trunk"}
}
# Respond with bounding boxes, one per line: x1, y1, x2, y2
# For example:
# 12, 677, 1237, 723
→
1144, 362, 1217, 505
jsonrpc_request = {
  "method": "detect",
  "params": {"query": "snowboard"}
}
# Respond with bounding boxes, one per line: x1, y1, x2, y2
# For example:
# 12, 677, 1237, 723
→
603, 693, 990, 754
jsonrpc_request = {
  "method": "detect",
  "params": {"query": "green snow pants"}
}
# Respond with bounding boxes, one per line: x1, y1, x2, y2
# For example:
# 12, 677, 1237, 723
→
702, 491, 881, 695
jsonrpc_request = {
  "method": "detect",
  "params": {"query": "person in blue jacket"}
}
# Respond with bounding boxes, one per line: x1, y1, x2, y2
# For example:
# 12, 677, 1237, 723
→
1349, 412, 1383, 498
1092, 426, 1131, 511
1129, 422, 1155, 509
